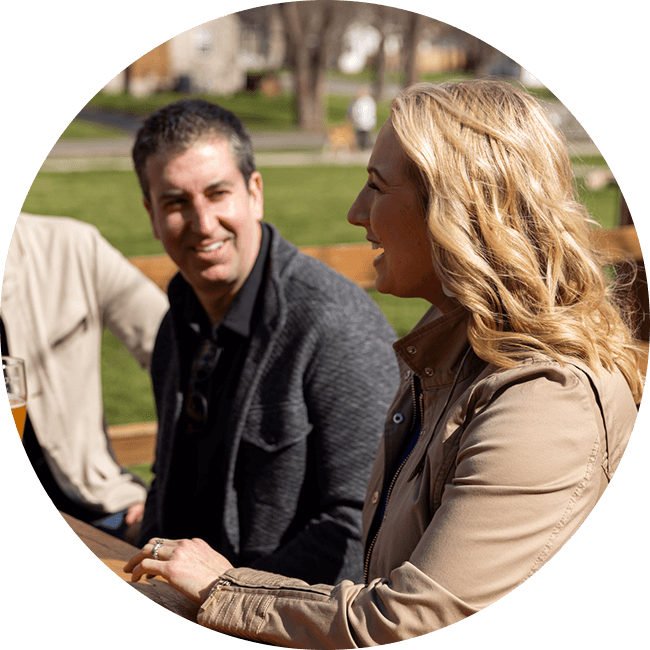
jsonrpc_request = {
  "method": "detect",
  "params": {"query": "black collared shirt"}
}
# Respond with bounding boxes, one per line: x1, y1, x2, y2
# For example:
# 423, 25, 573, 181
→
163, 224, 271, 546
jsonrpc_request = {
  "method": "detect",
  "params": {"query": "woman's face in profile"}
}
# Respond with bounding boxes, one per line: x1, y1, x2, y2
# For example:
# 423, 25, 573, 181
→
348, 121, 447, 308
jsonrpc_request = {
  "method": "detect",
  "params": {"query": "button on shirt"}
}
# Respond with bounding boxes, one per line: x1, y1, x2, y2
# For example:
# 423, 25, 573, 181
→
163, 225, 271, 548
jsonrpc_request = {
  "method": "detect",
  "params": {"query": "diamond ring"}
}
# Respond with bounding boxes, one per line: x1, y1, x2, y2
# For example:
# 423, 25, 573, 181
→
152, 538, 164, 561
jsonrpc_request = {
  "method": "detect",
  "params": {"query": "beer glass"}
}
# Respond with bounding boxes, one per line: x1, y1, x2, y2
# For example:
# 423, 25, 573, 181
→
3, 356, 27, 438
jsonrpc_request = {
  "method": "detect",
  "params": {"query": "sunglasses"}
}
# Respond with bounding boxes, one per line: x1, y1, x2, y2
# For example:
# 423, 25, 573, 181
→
185, 339, 221, 431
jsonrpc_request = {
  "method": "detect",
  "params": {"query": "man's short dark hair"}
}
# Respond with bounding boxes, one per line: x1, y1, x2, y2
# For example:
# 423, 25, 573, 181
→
132, 99, 256, 201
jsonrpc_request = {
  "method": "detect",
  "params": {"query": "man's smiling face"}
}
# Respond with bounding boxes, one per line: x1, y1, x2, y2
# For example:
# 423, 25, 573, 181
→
144, 136, 264, 322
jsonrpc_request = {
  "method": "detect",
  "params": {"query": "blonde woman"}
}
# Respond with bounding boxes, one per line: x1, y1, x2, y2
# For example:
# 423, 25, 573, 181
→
125, 80, 642, 647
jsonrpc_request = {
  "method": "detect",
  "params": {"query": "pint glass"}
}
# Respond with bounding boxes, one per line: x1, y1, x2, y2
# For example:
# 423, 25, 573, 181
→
3, 356, 27, 438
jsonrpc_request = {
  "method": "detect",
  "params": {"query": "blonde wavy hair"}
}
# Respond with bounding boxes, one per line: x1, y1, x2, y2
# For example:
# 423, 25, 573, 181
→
391, 79, 644, 403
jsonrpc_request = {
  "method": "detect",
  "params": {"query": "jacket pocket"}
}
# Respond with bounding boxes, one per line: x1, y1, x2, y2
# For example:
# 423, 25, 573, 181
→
235, 402, 312, 538
241, 402, 311, 453
49, 311, 90, 350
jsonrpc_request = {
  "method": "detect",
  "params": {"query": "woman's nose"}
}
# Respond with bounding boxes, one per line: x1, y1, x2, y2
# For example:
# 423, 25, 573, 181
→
347, 189, 369, 227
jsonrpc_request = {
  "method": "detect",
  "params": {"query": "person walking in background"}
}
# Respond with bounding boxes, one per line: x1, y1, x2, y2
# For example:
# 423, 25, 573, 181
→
349, 86, 377, 151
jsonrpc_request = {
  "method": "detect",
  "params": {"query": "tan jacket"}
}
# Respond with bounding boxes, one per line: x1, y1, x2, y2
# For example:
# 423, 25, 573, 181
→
197, 305, 637, 648
1, 214, 168, 513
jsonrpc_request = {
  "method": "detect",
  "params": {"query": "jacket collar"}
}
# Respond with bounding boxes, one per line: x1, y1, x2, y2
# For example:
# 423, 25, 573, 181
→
393, 304, 475, 387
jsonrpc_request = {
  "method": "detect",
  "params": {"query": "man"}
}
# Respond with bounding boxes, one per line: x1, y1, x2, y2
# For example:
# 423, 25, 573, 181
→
134, 99, 399, 584
2, 213, 169, 543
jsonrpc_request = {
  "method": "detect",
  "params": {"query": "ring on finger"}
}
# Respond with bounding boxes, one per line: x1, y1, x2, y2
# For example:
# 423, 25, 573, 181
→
152, 538, 165, 561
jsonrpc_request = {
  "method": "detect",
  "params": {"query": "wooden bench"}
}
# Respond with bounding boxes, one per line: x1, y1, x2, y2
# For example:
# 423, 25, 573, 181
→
108, 230, 647, 468
124, 242, 378, 293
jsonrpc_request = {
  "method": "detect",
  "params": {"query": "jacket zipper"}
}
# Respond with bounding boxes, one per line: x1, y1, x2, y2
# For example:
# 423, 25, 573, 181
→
363, 377, 423, 583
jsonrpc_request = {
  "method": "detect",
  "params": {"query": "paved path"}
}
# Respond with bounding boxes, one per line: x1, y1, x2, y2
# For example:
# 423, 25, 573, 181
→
42, 101, 601, 174
43, 135, 374, 172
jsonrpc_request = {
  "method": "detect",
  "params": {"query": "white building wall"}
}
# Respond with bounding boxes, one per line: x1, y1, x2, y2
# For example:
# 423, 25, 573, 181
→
169, 16, 245, 94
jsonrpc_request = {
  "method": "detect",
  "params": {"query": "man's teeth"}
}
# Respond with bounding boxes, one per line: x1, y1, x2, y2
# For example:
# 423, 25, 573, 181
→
371, 242, 382, 250
196, 241, 224, 253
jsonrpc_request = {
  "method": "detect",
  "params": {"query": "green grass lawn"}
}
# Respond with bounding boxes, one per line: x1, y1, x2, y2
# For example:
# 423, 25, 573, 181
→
22, 170, 165, 256
58, 121, 127, 140
20, 163, 624, 479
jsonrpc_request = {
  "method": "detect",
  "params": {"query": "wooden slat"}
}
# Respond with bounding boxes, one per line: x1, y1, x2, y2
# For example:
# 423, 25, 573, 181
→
108, 421, 157, 467
593, 224, 643, 263
128, 242, 378, 292
130, 230, 644, 292
299, 242, 377, 290
129, 254, 178, 292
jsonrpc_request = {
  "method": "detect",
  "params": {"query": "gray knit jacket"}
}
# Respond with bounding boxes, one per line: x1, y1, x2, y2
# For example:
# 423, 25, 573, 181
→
140, 224, 400, 584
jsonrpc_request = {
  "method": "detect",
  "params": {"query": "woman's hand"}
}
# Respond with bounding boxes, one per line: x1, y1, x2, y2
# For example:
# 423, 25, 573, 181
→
123, 537, 234, 604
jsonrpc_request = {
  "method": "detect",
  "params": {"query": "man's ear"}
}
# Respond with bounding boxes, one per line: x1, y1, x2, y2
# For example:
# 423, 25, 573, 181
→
248, 171, 264, 222
143, 197, 160, 240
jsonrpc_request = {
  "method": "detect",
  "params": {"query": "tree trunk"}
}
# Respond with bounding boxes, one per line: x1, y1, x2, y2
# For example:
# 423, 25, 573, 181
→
403, 12, 423, 87
373, 30, 387, 101
280, 1, 334, 131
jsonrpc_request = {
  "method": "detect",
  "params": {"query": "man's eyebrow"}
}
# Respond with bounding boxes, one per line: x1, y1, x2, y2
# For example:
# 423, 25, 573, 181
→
159, 180, 230, 200
367, 166, 388, 185
160, 188, 185, 200
205, 180, 231, 190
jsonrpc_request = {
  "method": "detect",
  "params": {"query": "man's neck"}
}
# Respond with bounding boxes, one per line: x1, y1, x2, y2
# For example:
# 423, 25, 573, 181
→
196, 288, 238, 328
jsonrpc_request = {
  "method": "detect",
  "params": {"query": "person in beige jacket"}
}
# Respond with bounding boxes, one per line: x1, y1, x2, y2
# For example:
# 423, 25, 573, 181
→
125, 80, 643, 646
2, 213, 168, 542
